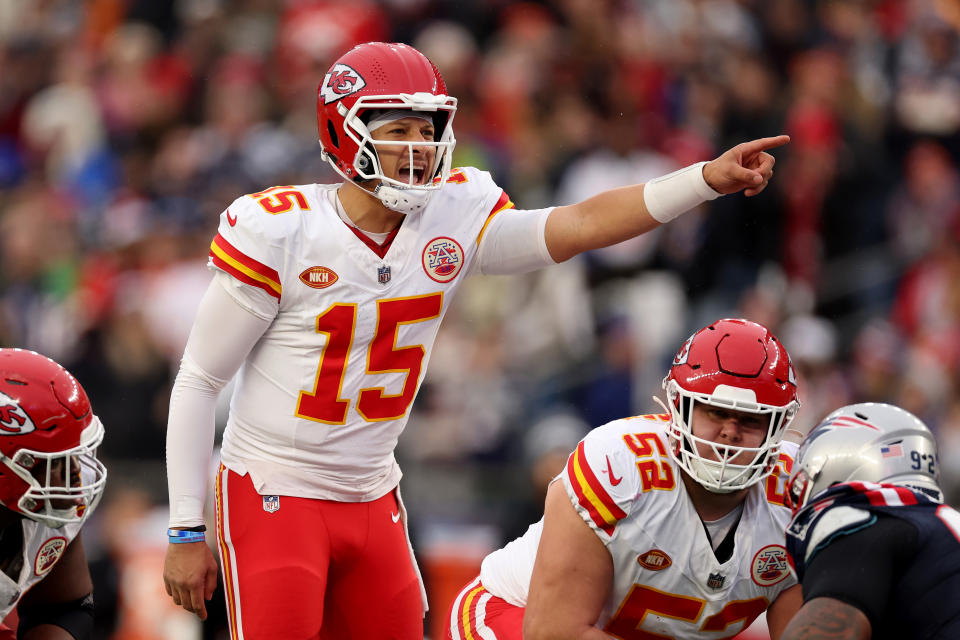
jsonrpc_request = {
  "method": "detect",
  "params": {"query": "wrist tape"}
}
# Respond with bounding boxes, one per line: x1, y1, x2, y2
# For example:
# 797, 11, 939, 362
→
642, 161, 721, 223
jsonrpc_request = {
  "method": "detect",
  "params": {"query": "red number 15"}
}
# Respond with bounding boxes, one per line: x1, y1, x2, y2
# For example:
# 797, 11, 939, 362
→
295, 293, 443, 424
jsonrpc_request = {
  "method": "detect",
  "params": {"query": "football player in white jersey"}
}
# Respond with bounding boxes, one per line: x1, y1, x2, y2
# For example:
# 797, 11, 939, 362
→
162, 40, 792, 638
448, 318, 803, 639
0, 349, 108, 640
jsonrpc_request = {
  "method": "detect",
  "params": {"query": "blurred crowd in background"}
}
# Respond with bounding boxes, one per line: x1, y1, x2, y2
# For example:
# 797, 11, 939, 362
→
2, 0, 960, 637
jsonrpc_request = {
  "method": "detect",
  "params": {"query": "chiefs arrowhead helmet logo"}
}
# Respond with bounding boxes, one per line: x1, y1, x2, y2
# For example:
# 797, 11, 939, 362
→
0, 392, 35, 435
320, 64, 366, 104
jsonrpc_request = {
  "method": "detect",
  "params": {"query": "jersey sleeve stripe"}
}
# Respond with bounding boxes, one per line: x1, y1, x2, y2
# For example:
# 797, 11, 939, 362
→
475, 190, 515, 245
460, 583, 485, 640
209, 234, 282, 299
566, 442, 627, 536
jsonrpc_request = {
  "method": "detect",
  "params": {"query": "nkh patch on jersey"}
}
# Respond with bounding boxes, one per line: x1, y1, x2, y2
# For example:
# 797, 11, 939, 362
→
422, 237, 464, 283
637, 549, 672, 571
299, 266, 338, 289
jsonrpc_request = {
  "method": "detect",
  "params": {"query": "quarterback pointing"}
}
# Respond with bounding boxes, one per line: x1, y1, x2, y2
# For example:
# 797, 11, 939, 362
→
448, 319, 803, 639
162, 40, 790, 639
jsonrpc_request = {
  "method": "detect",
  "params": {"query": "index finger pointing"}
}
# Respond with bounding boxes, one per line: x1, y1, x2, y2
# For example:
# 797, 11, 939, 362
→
740, 135, 790, 155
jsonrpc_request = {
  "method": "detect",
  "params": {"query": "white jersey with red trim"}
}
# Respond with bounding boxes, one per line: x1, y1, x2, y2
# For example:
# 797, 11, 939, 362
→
0, 518, 82, 618
207, 167, 550, 501
480, 413, 798, 638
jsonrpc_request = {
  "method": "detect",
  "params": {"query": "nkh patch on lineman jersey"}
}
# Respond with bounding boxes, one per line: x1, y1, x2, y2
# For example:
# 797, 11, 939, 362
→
480, 414, 797, 638
205, 167, 534, 503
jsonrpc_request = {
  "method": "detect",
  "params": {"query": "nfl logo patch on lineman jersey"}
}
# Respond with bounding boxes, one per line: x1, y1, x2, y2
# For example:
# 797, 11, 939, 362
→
707, 572, 726, 590
422, 237, 464, 283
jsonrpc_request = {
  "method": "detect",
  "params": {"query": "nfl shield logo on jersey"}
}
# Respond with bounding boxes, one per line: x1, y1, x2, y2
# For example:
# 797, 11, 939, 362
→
263, 495, 280, 513
378, 265, 391, 284
707, 572, 726, 590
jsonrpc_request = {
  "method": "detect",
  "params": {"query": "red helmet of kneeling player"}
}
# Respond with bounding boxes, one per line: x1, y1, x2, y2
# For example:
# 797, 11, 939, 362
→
0, 349, 107, 528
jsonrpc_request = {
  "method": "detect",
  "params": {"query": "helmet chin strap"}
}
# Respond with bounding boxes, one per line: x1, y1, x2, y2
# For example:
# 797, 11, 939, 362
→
374, 182, 432, 215
329, 163, 434, 217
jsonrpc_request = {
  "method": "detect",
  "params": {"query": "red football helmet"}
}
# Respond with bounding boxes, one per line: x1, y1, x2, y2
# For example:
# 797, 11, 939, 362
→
0, 349, 106, 528
317, 41, 457, 215
661, 319, 799, 493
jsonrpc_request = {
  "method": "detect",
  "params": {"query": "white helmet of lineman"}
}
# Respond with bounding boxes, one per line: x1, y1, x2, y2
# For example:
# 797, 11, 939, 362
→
786, 402, 942, 512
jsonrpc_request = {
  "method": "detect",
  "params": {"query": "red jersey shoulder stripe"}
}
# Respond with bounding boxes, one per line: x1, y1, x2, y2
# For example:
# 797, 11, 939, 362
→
209, 233, 282, 300
476, 189, 515, 245
566, 441, 627, 536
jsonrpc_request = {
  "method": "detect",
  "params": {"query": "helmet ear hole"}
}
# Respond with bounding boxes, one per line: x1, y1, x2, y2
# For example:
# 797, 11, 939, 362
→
327, 120, 340, 149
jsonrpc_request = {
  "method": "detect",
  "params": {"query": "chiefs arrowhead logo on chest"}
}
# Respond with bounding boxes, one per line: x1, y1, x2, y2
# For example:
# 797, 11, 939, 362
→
299, 266, 338, 289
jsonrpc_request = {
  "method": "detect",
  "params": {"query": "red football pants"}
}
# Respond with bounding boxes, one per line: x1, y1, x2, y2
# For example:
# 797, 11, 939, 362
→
446, 577, 524, 640
215, 465, 424, 639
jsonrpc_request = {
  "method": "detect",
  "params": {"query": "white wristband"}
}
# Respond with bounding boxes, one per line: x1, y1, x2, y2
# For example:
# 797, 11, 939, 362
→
642, 161, 722, 223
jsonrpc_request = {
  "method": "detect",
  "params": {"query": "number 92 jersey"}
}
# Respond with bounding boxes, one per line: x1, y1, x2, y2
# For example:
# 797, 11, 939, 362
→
206, 167, 551, 502
564, 414, 797, 637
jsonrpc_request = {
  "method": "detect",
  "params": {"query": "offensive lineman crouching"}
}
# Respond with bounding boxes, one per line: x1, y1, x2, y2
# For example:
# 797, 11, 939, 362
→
0, 349, 107, 640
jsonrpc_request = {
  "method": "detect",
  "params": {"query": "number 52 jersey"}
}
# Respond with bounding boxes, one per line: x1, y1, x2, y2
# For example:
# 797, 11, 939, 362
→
207, 167, 552, 502
480, 414, 798, 638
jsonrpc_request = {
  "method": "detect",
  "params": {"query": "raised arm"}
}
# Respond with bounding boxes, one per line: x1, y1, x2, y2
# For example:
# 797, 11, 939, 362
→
523, 481, 613, 640
544, 135, 789, 262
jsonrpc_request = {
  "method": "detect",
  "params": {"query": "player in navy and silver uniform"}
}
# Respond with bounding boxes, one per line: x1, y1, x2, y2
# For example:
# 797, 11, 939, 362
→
782, 402, 960, 640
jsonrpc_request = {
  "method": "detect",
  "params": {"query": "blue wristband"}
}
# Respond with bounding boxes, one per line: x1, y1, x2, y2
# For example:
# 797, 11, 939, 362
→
168, 528, 206, 544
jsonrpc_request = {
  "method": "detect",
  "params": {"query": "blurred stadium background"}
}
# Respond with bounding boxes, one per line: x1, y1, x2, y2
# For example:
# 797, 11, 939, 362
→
1, 0, 959, 637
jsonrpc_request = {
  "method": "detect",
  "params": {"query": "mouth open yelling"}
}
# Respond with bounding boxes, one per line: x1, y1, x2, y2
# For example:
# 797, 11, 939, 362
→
398, 165, 427, 185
